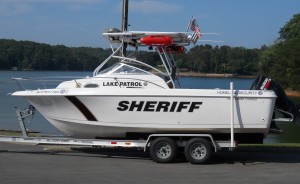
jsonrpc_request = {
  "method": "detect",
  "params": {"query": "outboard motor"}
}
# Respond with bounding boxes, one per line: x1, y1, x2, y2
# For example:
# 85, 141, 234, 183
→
250, 75, 300, 132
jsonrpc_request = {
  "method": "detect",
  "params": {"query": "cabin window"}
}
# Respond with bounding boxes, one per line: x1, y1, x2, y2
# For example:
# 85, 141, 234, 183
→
84, 83, 99, 88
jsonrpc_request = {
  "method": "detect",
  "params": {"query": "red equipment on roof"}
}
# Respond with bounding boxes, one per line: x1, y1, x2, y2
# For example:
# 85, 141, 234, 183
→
140, 35, 174, 46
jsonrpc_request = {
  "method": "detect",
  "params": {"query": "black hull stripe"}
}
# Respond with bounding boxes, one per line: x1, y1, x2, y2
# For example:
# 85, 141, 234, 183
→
66, 96, 97, 121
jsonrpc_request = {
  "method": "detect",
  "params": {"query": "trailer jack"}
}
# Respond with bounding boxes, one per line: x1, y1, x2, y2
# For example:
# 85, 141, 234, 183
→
15, 105, 35, 137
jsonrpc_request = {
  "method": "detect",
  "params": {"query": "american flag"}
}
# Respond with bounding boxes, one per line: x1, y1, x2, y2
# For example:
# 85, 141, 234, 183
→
189, 18, 202, 43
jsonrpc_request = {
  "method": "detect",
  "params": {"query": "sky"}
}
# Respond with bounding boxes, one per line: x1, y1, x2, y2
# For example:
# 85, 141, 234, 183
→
0, 0, 300, 49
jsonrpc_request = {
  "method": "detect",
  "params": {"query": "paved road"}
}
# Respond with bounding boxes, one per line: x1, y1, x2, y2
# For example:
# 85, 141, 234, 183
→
1, 142, 300, 184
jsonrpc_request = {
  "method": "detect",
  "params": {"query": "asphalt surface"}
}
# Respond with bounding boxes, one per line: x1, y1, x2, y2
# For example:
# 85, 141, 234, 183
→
1, 142, 300, 184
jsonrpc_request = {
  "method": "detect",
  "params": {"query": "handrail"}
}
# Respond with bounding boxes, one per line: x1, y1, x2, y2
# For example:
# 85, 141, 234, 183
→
272, 108, 294, 122
12, 76, 88, 90
93, 44, 123, 76
156, 47, 176, 88
12, 76, 87, 81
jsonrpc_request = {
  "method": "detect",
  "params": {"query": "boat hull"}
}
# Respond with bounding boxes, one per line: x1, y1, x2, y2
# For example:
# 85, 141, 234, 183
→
13, 88, 277, 139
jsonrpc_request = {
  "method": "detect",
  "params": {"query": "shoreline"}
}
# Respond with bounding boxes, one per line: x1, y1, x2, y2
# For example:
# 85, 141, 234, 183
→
179, 72, 300, 97
285, 91, 300, 97
179, 72, 255, 78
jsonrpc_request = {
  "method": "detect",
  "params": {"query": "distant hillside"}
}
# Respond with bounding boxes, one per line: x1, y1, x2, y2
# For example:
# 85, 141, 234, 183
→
0, 39, 111, 71
0, 39, 261, 76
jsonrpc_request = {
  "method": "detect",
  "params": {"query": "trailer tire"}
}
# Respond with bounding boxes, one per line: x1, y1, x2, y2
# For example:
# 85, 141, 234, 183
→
184, 138, 213, 164
150, 137, 177, 163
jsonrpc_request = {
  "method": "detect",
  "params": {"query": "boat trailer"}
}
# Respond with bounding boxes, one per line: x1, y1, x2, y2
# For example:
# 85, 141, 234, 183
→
0, 82, 297, 164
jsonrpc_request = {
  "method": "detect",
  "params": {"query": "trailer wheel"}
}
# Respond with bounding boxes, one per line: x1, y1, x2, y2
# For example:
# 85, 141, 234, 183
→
150, 137, 177, 163
184, 138, 213, 164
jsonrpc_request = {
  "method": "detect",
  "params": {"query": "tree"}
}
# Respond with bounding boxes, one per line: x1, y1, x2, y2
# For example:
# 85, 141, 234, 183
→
279, 14, 300, 41
260, 13, 300, 90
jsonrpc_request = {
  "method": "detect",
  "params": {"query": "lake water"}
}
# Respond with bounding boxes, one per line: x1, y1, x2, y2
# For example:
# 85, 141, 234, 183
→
0, 71, 300, 143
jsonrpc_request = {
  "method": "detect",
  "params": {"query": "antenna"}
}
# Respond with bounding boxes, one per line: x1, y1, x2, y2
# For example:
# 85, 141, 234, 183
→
121, 0, 129, 57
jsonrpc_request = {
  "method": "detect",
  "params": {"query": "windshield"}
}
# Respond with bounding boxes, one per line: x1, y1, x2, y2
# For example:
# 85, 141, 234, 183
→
99, 62, 149, 75
113, 64, 149, 74
98, 63, 121, 74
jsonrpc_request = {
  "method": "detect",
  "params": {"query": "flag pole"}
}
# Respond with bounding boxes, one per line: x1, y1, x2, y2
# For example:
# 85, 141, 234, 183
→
186, 16, 194, 32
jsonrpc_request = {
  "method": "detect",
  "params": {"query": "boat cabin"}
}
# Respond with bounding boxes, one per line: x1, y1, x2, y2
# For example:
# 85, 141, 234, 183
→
57, 62, 170, 89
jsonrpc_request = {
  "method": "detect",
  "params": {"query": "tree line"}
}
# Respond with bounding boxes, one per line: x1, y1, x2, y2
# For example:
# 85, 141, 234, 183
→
0, 13, 299, 90
175, 45, 261, 75
0, 39, 111, 71
0, 39, 261, 75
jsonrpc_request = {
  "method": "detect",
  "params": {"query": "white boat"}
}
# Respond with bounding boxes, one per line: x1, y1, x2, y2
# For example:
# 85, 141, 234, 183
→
11, 21, 299, 144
